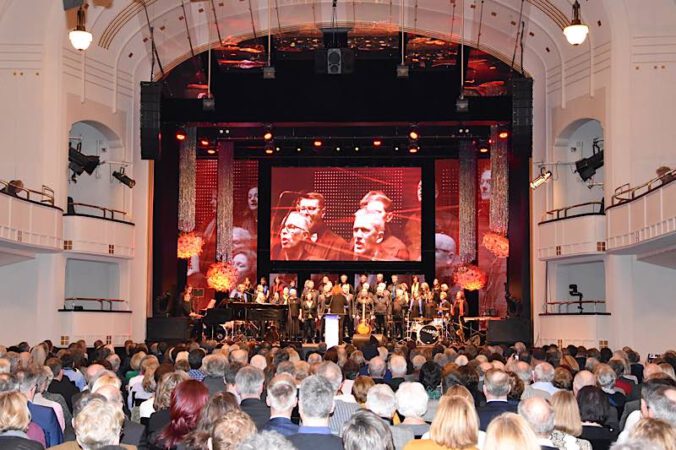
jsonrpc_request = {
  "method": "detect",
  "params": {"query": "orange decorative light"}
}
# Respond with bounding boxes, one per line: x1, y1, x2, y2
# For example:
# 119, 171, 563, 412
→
313, 140, 322, 147
482, 232, 510, 258
498, 131, 509, 139
206, 261, 239, 292
177, 232, 204, 259
175, 129, 187, 141
454, 264, 488, 291
373, 139, 382, 147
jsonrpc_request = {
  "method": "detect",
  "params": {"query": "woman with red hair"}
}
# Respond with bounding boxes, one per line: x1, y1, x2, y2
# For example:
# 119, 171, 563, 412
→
156, 380, 209, 450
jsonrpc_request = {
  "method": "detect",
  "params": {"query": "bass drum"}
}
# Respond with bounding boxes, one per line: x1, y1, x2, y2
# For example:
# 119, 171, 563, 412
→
417, 324, 440, 345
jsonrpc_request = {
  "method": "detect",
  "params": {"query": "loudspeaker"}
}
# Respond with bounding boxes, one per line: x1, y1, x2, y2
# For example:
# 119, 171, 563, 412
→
146, 317, 190, 342
486, 318, 531, 344
315, 49, 354, 75
140, 81, 162, 160
351, 333, 387, 349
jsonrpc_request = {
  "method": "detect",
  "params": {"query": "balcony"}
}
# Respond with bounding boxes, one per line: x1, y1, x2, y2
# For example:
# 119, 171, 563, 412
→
607, 172, 676, 268
0, 182, 62, 264
63, 206, 134, 258
537, 202, 606, 260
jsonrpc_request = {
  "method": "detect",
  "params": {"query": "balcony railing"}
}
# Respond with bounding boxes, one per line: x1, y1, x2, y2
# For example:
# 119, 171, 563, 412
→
612, 168, 676, 206
68, 202, 128, 222
540, 201, 604, 224
0, 180, 55, 206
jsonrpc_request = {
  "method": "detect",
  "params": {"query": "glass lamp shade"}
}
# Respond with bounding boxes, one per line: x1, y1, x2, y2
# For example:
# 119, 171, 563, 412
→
69, 29, 93, 51
563, 23, 589, 46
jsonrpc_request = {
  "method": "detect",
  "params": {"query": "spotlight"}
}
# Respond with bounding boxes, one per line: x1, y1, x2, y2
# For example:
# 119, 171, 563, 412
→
479, 146, 489, 154
408, 144, 419, 154
313, 140, 322, 148
296, 147, 302, 152
202, 96, 215, 112
175, 129, 187, 141
456, 95, 469, 113
336, 146, 341, 152
263, 126, 273, 141
499, 131, 509, 139
355, 146, 360, 152
112, 167, 135, 188
207, 149, 216, 155
68, 145, 101, 180
199, 139, 210, 146
564, 0, 589, 46
263, 66, 276, 79
69, 4, 93, 51
396, 64, 409, 78
575, 150, 604, 182
373, 139, 382, 147
530, 167, 552, 190
408, 128, 419, 140
264, 142, 274, 154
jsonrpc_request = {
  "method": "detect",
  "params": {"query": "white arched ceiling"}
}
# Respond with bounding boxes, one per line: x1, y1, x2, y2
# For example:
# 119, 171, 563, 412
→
76, 0, 610, 85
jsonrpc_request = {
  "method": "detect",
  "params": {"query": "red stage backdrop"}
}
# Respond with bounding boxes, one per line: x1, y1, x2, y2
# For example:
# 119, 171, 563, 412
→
270, 167, 422, 261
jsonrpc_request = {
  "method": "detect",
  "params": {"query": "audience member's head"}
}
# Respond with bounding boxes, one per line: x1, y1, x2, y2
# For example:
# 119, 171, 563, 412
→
483, 369, 511, 400
73, 398, 125, 450
572, 370, 595, 396
577, 385, 610, 426
628, 418, 676, 450
368, 357, 387, 379
298, 375, 334, 423
395, 382, 428, 420
366, 384, 397, 419
483, 412, 540, 450
237, 430, 295, 450
419, 361, 442, 393
518, 397, 555, 438
184, 391, 240, 449
551, 390, 583, 437
315, 361, 343, 393
154, 371, 189, 412
0, 391, 31, 433
235, 366, 265, 400
342, 409, 394, 450
641, 381, 676, 426
533, 362, 555, 383
428, 395, 479, 450
158, 379, 210, 449
389, 355, 407, 378
353, 375, 375, 404
266, 374, 298, 415
209, 411, 257, 450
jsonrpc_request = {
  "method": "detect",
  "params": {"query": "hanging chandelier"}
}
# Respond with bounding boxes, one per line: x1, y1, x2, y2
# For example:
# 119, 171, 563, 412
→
563, 1, 589, 46
69, 4, 93, 51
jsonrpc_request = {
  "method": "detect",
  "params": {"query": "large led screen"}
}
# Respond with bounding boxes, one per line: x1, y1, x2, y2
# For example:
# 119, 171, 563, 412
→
270, 167, 422, 261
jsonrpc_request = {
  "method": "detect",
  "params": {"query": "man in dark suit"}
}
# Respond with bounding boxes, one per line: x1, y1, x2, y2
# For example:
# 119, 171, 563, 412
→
477, 369, 518, 431
288, 375, 343, 450
19, 370, 63, 447
46, 358, 79, 413
518, 397, 560, 450
262, 374, 299, 436
236, 366, 270, 430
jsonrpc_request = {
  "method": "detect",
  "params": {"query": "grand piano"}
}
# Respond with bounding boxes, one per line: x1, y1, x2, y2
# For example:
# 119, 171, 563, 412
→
204, 301, 288, 341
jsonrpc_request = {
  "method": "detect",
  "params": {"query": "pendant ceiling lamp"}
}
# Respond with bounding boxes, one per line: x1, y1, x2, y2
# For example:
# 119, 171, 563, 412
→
69, 3, 93, 51
563, 0, 589, 46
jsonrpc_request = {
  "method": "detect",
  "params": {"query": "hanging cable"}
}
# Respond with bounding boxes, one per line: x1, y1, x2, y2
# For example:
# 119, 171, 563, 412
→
401, 0, 405, 65
139, 0, 164, 79
267, 0, 272, 67
209, 0, 223, 44
510, 0, 525, 72
476, 0, 484, 50
449, 0, 456, 40
460, 0, 464, 94
180, 0, 195, 57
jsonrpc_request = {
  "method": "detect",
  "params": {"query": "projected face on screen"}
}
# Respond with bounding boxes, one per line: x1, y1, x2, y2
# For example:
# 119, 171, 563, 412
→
271, 167, 421, 261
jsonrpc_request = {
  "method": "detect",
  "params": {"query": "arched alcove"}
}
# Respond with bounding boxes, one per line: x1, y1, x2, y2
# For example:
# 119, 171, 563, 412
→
551, 118, 604, 210
68, 120, 131, 218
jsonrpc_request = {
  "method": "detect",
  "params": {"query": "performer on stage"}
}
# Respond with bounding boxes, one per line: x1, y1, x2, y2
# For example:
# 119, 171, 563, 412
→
387, 274, 402, 301
452, 290, 469, 339
391, 288, 408, 340
180, 286, 213, 341
339, 274, 354, 295
295, 192, 351, 260
423, 291, 437, 320
340, 283, 355, 339
373, 283, 391, 335
351, 209, 391, 261
408, 291, 424, 320
410, 275, 421, 299
327, 284, 349, 343
287, 289, 301, 340
300, 292, 317, 343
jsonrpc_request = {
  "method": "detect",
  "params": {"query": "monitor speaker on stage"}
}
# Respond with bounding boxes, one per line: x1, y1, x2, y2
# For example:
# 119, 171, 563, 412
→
140, 81, 162, 160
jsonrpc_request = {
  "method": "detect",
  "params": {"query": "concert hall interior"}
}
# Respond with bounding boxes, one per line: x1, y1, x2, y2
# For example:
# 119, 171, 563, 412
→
0, 0, 676, 360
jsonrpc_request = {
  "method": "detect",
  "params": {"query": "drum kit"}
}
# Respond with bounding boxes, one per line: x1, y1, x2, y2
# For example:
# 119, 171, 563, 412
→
405, 306, 465, 345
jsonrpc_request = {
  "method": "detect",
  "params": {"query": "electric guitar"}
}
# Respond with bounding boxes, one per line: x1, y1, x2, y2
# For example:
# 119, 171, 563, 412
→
356, 296, 372, 335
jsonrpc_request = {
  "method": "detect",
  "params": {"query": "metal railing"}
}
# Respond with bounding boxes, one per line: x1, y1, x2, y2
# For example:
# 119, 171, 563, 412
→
64, 297, 128, 312
0, 180, 55, 206
541, 201, 604, 222
545, 299, 606, 314
69, 202, 127, 221
612, 168, 676, 205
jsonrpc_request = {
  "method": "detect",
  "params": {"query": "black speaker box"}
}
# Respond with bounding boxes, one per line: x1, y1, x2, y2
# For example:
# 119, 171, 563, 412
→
140, 81, 162, 160
487, 318, 531, 344
146, 317, 190, 342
